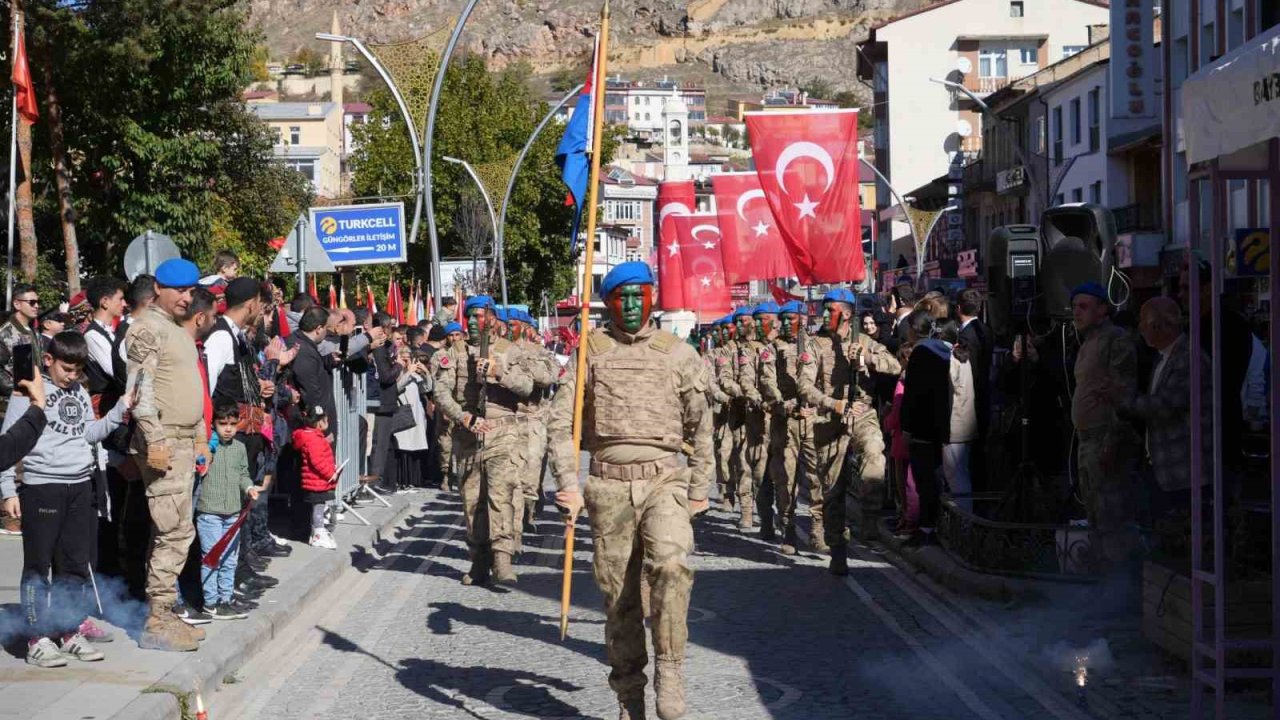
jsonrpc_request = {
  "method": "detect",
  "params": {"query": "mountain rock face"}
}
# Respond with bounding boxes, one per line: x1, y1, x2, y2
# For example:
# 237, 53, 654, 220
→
250, 0, 929, 99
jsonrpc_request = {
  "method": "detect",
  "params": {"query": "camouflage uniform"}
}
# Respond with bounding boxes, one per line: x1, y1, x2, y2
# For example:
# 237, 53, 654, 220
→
798, 332, 900, 547
548, 325, 712, 710
519, 339, 561, 533
0, 317, 37, 417
719, 340, 747, 511
431, 342, 488, 579
704, 347, 731, 505
760, 336, 814, 548
478, 337, 557, 573
737, 338, 773, 531
710, 343, 737, 509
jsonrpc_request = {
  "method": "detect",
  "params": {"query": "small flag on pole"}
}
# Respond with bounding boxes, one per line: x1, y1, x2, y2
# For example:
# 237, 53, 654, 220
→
11, 22, 37, 125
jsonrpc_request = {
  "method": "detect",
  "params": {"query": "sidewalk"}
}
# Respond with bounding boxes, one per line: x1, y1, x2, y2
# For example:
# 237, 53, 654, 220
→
0, 491, 415, 720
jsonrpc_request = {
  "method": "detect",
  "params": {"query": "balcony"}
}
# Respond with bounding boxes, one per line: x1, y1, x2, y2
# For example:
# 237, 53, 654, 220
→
970, 75, 1012, 96
1113, 203, 1162, 234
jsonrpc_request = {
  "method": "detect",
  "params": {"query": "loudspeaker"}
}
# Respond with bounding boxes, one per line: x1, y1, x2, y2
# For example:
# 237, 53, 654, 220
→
985, 224, 1039, 339
1039, 204, 1116, 319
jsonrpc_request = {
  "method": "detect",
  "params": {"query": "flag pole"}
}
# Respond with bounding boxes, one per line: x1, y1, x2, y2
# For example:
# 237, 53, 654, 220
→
6, 14, 18, 307
563, 0, 610, 642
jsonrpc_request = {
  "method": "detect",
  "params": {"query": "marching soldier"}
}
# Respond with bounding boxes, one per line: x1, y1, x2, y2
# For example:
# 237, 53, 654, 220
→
434, 321, 464, 491
710, 318, 737, 511
798, 289, 900, 576
126, 258, 207, 652
549, 262, 712, 720
503, 309, 560, 549
432, 296, 493, 585
738, 302, 780, 537
705, 319, 731, 509
764, 300, 816, 555
723, 307, 753, 514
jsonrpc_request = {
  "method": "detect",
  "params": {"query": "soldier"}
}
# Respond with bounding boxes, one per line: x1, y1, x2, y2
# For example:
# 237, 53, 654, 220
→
513, 310, 559, 536
432, 297, 493, 585
798, 288, 900, 576
434, 321, 464, 491
764, 300, 817, 555
721, 307, 754, 515
126, 258, 208, 651
705, 318, 731, 510
549, 262, 712, 720
710, 318, 737, 511
738, 302, 780, 536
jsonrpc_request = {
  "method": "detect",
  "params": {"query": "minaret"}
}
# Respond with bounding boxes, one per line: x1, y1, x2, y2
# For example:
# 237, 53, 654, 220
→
328, 11, 344, 108
662, 88, 689, 182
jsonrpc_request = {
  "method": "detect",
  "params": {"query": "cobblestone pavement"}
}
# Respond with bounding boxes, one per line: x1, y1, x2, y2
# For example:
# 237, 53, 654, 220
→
211, 481, 1220, 720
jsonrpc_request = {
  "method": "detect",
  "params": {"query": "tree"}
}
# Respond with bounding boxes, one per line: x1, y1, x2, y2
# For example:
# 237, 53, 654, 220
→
722, 126, 742, 148
800, 77, 835, 101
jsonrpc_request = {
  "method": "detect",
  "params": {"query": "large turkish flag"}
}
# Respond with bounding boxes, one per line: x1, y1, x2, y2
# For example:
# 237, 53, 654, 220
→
711, 172, 797, 284
656, 181, 696, 310
673, 213, 731, 318
745, 109, 865, 284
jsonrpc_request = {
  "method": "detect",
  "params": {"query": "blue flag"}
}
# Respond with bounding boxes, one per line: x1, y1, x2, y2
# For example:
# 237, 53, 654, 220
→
555, 34, 599, 249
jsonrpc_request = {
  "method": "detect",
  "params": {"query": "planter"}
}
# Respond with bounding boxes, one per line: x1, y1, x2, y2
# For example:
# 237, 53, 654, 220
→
1141, 560, 1272, 666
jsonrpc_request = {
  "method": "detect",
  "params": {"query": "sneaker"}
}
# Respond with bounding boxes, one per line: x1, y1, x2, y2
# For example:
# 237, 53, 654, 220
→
173, 603, 212, 625
321, 529, 338, 550
210, 603, 249, 621
311, 530, 335, 549
269, 532, 289, 548
26, 637, 68, 667
227, 598, 254, 616
79, 618, 114, 643
59, 632, 105, 662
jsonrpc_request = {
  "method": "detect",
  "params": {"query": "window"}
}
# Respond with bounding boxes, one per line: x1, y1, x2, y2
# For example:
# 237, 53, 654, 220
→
1089, 181, 1102, 204
979, 48, 1008, 77
1071, 188, 1083, 203
283, 159, 316, 186
1062, 45, 1086, 59
1018, 47, 1037, 64
1052, 106, 1063, 165
1010, 1, 1024, 17
272, 127, 282, 145
1070, 98, 1081, 144
1087, 88, 1100, 152
1035, 115, 1046, 155
289, 126, 300, 145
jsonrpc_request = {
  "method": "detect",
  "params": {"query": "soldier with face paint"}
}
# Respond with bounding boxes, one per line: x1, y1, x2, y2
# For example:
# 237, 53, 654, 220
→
704, 318, 732, 509
764, 300, 817, 555
798, 288, 900, 575
432, 295, 496, 585
737, 302, 780, 536
710, 317, 739, 511
510, 309, 559, 539
548, 262, 712, 720
720, 306, 754, 514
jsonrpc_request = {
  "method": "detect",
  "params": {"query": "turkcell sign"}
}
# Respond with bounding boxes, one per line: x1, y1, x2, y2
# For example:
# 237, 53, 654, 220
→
310, 202, 407, 267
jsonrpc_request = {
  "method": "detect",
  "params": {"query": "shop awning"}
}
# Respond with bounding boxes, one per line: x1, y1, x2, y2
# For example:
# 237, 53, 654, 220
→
1182, 25, 1280, 167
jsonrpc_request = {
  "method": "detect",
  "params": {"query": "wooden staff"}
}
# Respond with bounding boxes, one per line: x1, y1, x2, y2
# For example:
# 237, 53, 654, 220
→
563, 0, 610, 643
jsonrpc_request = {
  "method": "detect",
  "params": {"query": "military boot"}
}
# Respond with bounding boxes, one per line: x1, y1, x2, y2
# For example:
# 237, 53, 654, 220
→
492, 552, 518, 585
139, 604, 198, 652
718, 497, 733, 512
738, 504, 753, 532
461, 548, 490, 586
522, 504, 538, 536
828, 545, 850, 576
617, 694, 646, 720
809, 519, 830, 554
779, 524, 798, 556
654, 656, 686, 719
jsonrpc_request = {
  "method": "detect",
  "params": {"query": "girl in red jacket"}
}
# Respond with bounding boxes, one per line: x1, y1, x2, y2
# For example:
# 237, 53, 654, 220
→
293, 406, 338, 549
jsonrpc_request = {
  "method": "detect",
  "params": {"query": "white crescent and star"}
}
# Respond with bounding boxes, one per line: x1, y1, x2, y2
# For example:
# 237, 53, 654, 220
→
735, 187, 773, 238
691, 224, 720, 249
659, 201, 692, 224
774, 142, 835, 221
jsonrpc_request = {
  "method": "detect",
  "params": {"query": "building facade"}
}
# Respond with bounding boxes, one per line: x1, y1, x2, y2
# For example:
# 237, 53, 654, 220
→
250, 102, 345, 198
604, 77, 707, 140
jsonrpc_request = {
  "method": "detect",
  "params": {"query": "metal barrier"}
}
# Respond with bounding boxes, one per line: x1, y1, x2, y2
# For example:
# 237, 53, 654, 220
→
329, 366, 388, 524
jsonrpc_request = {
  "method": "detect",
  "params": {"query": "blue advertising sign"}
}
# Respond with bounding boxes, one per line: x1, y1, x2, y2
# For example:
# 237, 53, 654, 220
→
309, 202, 407, 267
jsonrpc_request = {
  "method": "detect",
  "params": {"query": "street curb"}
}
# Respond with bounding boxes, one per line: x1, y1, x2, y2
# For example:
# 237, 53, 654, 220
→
874, 518, 1036, 603
109, 494, 415, 720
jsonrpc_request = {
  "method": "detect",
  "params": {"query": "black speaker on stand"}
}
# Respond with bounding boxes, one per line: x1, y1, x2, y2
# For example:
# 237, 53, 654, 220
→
1039, 204, 1117, 319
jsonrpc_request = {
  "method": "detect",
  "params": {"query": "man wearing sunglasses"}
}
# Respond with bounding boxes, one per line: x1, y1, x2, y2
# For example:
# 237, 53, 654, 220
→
0, 284, 42, 415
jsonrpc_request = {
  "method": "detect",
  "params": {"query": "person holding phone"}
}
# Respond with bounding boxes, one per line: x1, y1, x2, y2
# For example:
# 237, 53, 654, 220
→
0, 283, 42, 415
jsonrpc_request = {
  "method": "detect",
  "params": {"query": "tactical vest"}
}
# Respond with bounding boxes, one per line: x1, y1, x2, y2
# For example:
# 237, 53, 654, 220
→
83, 321, 126, 397
210, 317, 260, 406
583, 328, 683, 449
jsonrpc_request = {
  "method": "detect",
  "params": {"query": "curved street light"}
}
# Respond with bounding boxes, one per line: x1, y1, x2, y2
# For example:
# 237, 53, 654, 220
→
443, 155, 506, 304
928, 76, 1044, 204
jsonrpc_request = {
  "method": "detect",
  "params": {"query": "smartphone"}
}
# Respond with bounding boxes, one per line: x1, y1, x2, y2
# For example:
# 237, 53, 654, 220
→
12, 343, 35, 386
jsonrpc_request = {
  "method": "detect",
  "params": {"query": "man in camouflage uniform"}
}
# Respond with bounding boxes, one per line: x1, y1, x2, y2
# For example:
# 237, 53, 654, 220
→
704, 318, 731, 509
762, 300, 816, 555
512, 310, 559, 537
550, 262, 712, 720
710, 318, 738, 511
126, 259, 207, 651
798, 289, 900, 575
477, 307, 557, 583
720, 307, 754, 515
432, 297, 494, 585
738, 302, 780, 537
434, 321, 464, 491
0, 283, 41, 416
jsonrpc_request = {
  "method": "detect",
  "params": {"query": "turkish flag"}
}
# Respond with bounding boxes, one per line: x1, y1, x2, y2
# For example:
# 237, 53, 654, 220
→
672, 213, 731, 318
745, 109, 865, 284
11, 26, 37, 125
656, 180, 696, 310
711, 172, 797, 284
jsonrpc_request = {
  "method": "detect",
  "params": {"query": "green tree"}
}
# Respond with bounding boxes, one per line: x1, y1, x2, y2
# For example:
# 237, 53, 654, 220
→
800, 77, 835, 101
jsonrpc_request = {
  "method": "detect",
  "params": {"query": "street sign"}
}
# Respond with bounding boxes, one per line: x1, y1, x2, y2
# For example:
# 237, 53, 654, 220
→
269, 215, 336, 275
123, 231, 181, 281
310, 202, 407, 267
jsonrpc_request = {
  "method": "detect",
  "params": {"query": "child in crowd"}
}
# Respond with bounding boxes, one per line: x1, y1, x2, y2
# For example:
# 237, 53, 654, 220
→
293, 405, 338, 549
0, 332, 128, 668
195, 402, 259, 620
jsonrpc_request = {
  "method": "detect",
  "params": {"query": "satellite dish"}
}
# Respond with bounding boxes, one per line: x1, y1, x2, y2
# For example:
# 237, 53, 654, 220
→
956, 119, 973, 138
123, 231, 181, 281
955, 57, 973, 75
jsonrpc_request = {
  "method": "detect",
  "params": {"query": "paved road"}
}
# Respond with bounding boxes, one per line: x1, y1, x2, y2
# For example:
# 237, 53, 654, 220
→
209, 479, 1120, 720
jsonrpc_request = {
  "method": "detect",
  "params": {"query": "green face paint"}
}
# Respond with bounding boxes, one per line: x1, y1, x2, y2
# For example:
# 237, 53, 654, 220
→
467, 308, 487, 346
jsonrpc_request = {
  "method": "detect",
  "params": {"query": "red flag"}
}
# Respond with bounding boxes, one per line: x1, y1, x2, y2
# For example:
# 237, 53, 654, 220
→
386, 278, 403, 324
276, 305, 291, 339
711, 172, 798, 284
656, 181, 696, 310
745, 109, 865, 284
308, 276, 318, 303
366, 283, 377, 313
672, 213, 731, 319
767, 281, 794, 305
11, 25, 37, 125
327, 284, 337, 309
406, 282, 419, 325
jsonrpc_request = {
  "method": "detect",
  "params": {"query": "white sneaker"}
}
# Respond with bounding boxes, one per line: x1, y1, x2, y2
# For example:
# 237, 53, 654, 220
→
59, 633, 104, 662
310, 531, 332, 549
321, 529, 338, 550
269, 532, 288, 548
26, 637, 68, 668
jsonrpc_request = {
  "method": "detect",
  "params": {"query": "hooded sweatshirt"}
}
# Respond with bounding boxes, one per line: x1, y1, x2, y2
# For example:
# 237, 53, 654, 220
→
0, 376, 126, 497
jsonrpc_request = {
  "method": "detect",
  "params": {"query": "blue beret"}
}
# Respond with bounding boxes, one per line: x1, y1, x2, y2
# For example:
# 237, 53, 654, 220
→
155, 258, 199, 289
600, 261, 655, 297
823, 288, 856, 305
494, 307, 509, 322
444, 322, 462, 334
753, 301, 781, 316
464, 295, 494, 312
779, 300, 808, 315
1071, 282, 1108, 302
732, 306, 753, 320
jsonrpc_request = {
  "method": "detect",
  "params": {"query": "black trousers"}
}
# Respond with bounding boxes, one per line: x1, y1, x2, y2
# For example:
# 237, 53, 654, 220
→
368, 413, 395, 481
19, 481, 96, 639
909, 440, 944, 531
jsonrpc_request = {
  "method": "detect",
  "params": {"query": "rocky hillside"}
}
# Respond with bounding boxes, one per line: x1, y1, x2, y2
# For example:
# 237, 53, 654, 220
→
249, 0, 930, 107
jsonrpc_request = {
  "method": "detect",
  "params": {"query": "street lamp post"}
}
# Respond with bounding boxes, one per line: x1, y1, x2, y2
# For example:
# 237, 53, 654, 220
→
443, 156, 506, 305
316, 32, 427, 275
928, 76, 1045, 205
857, 157, 953, 284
